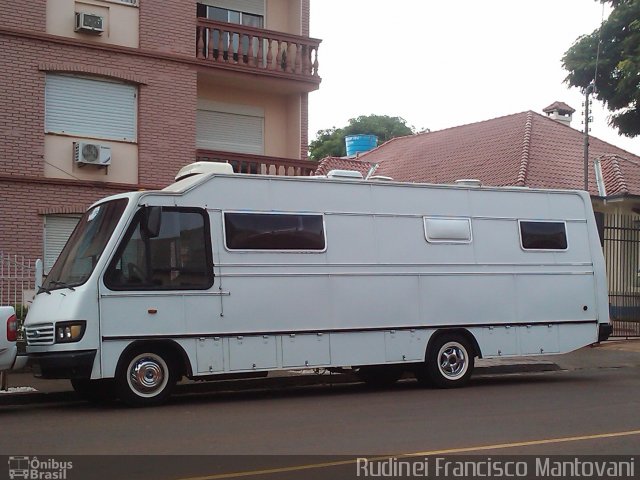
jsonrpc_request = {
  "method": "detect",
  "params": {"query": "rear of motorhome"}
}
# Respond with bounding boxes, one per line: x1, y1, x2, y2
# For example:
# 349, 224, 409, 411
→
24, 163, 611, 405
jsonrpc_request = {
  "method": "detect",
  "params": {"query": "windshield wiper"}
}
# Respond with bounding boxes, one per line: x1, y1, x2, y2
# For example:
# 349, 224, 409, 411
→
37, 285, 51, 295
50, 280, 76, 291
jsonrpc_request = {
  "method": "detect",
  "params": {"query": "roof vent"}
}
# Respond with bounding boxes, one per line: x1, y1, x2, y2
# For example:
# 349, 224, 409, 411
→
175, 161, 234, 181
327, 169, 364, 180
368, 175, 394, 182
455, 179, 482, 187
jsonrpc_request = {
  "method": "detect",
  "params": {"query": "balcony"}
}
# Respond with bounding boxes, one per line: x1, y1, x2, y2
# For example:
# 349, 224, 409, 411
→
196, 150, 317, 176
196, 19, 321, 90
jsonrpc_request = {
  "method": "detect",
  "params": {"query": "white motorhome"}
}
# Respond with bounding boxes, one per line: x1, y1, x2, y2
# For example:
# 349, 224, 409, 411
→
24, 163, 612, 406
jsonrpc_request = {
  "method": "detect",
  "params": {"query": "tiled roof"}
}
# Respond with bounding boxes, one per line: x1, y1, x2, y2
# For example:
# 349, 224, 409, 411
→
314, 156, 377, 177
348, 111, 640, 197
599, 154, 640, 197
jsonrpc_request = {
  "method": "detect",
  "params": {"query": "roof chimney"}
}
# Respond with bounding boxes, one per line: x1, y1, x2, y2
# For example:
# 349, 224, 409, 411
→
543, 101, 575, 127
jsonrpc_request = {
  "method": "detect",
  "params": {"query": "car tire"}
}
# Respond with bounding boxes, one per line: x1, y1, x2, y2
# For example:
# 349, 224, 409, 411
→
116, 349, 178, 407
420, 334, 475, 388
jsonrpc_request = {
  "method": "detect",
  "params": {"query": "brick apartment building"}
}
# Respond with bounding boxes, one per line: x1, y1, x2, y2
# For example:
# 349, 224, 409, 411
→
0, 0, 320, 276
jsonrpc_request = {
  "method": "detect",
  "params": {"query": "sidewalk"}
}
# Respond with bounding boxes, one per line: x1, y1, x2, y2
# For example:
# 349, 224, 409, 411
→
1, 338, 639, 405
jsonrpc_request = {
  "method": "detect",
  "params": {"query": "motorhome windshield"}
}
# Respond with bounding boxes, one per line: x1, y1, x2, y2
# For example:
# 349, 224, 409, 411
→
43, 199, 128, 291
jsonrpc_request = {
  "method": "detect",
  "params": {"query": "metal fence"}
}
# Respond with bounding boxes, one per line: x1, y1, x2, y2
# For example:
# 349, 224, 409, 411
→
0, 251, 36, 310
604, 214, 640, 337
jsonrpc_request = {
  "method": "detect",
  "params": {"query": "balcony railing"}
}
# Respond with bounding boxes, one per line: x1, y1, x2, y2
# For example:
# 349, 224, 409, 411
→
196, 19, 321, 82
196, 150, 317, 176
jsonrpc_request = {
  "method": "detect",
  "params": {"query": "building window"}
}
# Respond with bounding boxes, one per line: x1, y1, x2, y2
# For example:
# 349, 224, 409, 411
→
519, 221, 568, 251
104, 208, 214, 290
196, 101, 264, 155
424, 217, 472, 244
44, 215, 82, 273
197, 3, 264, 28
45, 74, 137, 142
224, 212, 326, 251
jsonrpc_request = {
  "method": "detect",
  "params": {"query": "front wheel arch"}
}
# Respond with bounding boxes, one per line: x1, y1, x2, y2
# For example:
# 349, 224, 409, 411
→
117, 339, 191, 379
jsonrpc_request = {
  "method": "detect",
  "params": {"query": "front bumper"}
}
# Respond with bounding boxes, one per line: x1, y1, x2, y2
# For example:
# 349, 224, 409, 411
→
29, 350, 96, 379
598, 323, 613, 342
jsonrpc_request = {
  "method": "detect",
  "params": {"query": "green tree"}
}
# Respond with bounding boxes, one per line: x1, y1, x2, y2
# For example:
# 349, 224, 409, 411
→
309, 114, 416, 160
562, 0, 640, 137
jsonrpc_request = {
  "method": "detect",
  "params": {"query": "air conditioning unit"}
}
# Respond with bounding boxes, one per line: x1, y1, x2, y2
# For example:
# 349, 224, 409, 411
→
74, 142, 112, 167
74, 12, 104, 34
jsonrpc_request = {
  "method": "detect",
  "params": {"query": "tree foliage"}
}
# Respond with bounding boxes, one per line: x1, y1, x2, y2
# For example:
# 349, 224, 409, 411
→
309, 114, 416, 160
562, 0, 640, 137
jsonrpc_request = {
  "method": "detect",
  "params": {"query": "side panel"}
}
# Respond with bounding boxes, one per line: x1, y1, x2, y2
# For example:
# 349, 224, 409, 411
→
329, 332, 386, 366
281, 333, 330, 368
478, 326, 519, 356
515, 275, 596, 323
519, 324, 559, 355
227, 335, 278, 371
196, 337, 224, 373
384, 330, 426, 362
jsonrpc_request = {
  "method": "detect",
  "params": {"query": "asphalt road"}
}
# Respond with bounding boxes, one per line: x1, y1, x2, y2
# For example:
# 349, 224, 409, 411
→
1, 345, 640, 479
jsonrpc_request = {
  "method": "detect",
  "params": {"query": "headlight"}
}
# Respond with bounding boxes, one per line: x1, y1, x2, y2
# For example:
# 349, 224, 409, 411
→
55, 321, 86, 343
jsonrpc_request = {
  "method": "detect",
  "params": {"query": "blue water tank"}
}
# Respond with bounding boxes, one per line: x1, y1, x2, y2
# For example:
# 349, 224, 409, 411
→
345, 134, 378, 157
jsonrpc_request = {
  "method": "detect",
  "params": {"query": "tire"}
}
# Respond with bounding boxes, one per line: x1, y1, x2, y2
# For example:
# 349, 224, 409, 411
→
71, 378, 116, 403
419, 334, 475, 388
357, 365, 403, 388
116, 349, 178, 407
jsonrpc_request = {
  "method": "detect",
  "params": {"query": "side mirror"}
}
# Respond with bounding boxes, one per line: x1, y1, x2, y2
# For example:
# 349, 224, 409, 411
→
142, 206, 162, 238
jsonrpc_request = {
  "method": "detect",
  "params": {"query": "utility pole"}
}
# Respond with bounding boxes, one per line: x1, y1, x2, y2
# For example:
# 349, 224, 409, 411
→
583, 81, 595, 192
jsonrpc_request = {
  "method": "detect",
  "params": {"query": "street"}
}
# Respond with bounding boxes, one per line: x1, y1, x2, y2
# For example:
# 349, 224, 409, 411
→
0, 342, 639, 479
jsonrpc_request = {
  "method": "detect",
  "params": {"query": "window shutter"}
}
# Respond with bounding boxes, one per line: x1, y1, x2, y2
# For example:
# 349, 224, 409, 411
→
196, 109, 264, 154
44, 215, 81, 272
45, 74, 137, 141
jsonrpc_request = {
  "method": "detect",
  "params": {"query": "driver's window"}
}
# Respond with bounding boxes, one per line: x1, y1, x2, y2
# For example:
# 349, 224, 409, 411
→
104, 208, 214, 290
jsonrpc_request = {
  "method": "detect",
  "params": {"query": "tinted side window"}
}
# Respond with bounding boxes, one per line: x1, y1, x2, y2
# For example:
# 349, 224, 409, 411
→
520, 221, 567, 250
224, 213, 325, 251
105, 208, 214, 290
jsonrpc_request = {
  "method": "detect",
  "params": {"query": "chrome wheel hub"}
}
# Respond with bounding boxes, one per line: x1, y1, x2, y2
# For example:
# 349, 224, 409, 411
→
128, 354, 167, 396
438, 342, 468, 379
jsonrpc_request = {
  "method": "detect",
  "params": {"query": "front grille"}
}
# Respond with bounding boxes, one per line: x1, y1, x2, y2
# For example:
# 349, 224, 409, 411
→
26, 323, 55, 346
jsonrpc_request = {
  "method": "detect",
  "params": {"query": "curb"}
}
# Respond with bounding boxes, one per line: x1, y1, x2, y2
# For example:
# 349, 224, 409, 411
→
0, 362, 560, 406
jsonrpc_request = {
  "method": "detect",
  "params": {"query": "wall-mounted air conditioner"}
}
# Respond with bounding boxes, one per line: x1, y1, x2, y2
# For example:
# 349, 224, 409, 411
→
74, 12, 104, 34
74, 142, 112, 167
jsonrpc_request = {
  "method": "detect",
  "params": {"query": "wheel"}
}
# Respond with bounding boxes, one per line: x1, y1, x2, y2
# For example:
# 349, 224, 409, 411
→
71, 378, 116, 403
419, 334, 475, 388
357, 365, 403, 388
116, 349, 178, 407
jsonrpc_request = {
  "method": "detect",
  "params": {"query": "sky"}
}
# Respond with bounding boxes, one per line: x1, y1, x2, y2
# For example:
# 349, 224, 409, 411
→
308, 0, 639, 156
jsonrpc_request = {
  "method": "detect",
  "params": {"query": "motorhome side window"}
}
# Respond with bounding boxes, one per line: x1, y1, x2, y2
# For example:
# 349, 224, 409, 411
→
224, 213, 325, 251
423, 217, 472, 243
519, 221, 568, 250
105, 208, 214, 290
